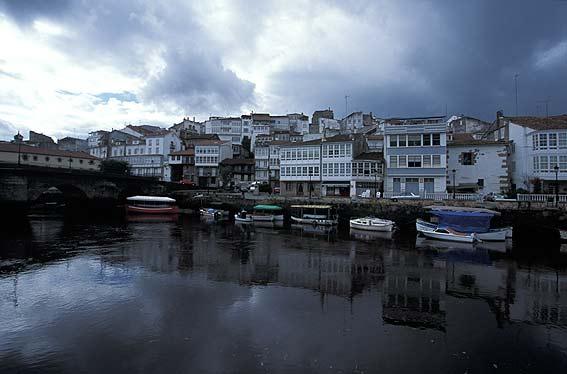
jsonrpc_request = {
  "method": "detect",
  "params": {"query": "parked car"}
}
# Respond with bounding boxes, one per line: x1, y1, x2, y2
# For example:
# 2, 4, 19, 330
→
390, 192, 420, 202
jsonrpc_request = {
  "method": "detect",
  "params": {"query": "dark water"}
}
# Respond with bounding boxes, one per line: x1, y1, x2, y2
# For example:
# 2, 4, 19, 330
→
1, 215, 567, 373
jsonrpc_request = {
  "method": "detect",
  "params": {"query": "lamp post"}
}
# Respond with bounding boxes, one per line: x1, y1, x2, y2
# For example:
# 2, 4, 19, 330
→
554, 164, 559, 207
374, 163, 378, 201
452, 169, 456, 199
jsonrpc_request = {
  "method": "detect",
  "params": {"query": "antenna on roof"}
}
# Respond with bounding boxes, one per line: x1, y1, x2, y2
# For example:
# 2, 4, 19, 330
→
345, 95, 350, 118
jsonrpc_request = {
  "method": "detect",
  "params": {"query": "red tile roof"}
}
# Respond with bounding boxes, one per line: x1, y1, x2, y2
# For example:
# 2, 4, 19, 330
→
505, 115, 567, 130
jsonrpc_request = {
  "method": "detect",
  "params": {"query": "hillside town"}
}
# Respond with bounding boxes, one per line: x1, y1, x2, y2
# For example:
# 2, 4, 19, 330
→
2, 110, 567, 199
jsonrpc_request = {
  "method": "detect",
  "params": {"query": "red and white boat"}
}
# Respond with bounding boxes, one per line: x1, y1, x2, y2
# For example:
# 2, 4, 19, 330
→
126, 196, 179, 214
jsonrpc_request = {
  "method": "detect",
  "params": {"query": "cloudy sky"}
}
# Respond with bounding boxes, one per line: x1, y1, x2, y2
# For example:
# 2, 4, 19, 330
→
0, 0, 566, 140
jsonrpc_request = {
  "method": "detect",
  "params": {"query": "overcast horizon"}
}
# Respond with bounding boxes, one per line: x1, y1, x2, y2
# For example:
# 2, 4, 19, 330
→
1, 0, 566, 141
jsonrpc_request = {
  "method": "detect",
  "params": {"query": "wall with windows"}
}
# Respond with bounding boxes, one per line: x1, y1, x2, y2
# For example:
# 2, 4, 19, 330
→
1, 150, 100, 171
447, 144, 509, 194
280, 145, 321, 183
530, 131, 567, 182
383, 124, 447, 194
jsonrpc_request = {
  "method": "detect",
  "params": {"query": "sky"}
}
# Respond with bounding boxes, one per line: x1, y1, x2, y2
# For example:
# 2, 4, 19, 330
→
0, 0, 566, 140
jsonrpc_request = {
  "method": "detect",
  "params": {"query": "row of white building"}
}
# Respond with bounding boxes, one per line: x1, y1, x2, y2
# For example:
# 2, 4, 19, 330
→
83, 110, 567, 196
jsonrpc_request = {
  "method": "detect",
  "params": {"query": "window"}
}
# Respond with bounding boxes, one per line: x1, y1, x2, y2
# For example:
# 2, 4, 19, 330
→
398, 135, 407, 147
57, 157, 62, 162
540, 156, 548, 172
408, 134, 421, 147
423, 134, 431, 146
334, 163, 339, 175
549, 134, 558, 149
432, 134, 440, 146
323, 163, 328, 176
408, 155, 421, 167
45, 157, 50, 161
32, 155, 38, 161
22, 155, 28, 161
461, 152, 474, 165
398, 155, 407, 167
559, 133, 567, 149
339, 163, 345, 175
390, 156, 398, 168
539, 134, 548, 148
155, 147, 159, 154
477, 179, 484, 187
550, 155, 558, 170
389, 136, 397, 147
148, 140, 152, 146
560, 156, 567, 172
432, 155, 441, 167
89, 160, 94, 165
533, 156, 539, 172
308, 166, 313, 176
532, 134, 538, 150
423, 155, 432, 167
79, 159, 83, 164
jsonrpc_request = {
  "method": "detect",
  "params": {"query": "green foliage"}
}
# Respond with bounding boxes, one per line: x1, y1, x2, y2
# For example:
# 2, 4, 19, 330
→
100, 159, 130, 175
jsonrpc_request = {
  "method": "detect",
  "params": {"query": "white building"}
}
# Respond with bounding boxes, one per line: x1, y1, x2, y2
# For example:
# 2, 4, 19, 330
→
194, 139, 232, 188
321, 135, 365, 197
280, 139, 322, 196
204, 117, 244, 146
492, 114, 567, 193
447, 133, 509, 195
383, 117, 447, 195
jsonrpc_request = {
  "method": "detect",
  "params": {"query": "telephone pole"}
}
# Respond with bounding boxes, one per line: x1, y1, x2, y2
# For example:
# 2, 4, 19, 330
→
344, 95, 350, 117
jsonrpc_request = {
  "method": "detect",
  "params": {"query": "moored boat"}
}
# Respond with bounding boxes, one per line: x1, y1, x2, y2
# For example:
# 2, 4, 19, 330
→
251, 205, 284, 221
417, 206, 512, 242
350, 217, 394, 232
235, 210, 253, 223
290, 205, 338, 226
421, 227, 476, 243
200, 208, 223, 219
126, 196, 178, 214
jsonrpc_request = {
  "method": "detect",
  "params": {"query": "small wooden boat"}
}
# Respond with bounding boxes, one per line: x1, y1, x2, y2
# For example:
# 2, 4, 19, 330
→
350, 217, 394, 232
251, 205, 284, 222
235, 210, 253, 223
422, 227, 476, 243
416, 218, 510, 242
290, 205, 338, 226
126, 196, 179, 214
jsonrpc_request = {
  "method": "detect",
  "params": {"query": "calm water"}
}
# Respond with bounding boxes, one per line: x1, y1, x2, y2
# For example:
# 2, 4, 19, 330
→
1, 215, 567, 373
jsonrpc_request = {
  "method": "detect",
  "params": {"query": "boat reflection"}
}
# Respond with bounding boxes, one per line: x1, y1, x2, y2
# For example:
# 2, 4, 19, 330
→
291, 223, 337, 239
415, 236, 511, 254
127, 214, 179, 223
350, 227, 393, 241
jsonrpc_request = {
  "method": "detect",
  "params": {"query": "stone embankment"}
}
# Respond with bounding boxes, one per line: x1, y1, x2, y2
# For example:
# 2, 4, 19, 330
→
172, 190, 567, 242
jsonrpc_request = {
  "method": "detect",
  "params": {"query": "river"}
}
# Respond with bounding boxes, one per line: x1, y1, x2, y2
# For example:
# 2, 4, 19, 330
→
1, 215, 566, 373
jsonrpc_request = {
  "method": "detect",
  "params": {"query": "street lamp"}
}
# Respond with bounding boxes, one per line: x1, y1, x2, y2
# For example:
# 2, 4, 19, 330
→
554, 164, 559, 207
452, 169, 456, 199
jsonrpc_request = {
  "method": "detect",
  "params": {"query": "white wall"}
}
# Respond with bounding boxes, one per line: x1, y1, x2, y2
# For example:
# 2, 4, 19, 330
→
448, 144, 508, 194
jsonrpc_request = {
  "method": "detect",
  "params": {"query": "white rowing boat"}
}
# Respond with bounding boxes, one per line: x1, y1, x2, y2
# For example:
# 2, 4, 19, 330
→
350, 217, 394, 232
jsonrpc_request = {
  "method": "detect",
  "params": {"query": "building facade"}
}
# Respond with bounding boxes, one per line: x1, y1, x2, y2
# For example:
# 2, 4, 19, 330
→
194, 140, 233, 188
384, 117, 447, 195
280, 140, 322, 197
447, 134, 509, 194
493, 114, 567, 193
0, 142, 100, 171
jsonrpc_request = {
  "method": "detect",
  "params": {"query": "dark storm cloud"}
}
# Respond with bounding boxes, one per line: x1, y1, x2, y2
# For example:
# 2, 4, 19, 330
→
271, 0, 567, 120
1, 0, 566, 121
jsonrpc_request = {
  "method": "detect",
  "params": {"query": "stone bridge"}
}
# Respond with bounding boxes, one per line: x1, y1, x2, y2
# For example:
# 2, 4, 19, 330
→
0, 165, 173, 205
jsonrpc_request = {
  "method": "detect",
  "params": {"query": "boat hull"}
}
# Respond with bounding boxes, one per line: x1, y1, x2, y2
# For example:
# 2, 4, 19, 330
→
251, 215, 274, 222
421, 230, 476, 243
350, 220, 394, 232
291, 216, 337, 226
127, 205, 179, 214
417, 219, 510, 242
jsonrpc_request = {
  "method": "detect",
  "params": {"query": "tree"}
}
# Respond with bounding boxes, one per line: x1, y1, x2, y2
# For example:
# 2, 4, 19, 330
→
100, 159, 130, 175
